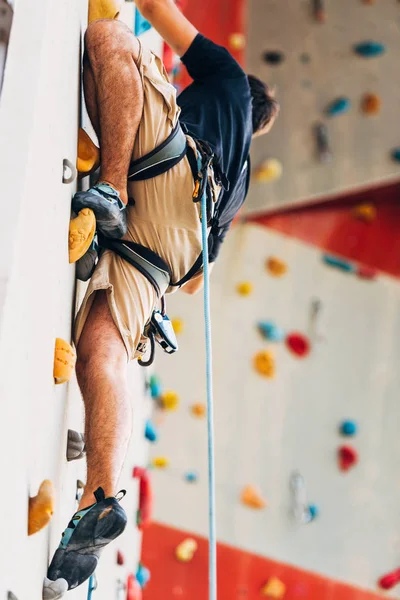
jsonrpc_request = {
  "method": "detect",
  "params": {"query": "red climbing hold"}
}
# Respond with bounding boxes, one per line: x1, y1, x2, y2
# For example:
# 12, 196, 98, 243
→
117, 550, 124, 566
133, 467, 153, 530
126, 574, 142, 600
378, 568, 400, 590
286, 333, 311, 358
338, 445, 359, 471
357, 265, 378, 280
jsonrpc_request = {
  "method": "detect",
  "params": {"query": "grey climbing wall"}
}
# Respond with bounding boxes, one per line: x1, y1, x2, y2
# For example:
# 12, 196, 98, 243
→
245, 0, 400, 214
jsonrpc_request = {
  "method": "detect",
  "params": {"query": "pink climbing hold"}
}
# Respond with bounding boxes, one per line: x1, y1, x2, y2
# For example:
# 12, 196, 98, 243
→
286, 333, 311, 358
378, 568, 400, 590
338, 445, 358, 472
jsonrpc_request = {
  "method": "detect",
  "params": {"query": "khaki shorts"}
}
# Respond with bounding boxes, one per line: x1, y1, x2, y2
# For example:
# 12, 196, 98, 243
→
74, 40, 204, 360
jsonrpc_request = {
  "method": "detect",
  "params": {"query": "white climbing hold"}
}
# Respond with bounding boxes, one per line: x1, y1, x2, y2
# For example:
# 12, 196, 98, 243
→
42, 577, 68, 600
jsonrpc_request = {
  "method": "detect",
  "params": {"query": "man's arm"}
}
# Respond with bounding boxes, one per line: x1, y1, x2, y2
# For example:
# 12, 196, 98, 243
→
135, 0, 198, 57
180, 263, 215, 295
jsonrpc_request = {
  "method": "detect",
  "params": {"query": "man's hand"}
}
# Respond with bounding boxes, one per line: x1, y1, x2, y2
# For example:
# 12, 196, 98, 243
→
135, 0, 198, 57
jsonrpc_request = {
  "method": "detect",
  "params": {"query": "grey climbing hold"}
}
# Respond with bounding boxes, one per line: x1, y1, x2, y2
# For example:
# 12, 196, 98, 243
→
314, 122, 332, 163
290, 471, 313, 524
8, 593, 18, 600
67, 429, 86, 462
42, 577, 68, 600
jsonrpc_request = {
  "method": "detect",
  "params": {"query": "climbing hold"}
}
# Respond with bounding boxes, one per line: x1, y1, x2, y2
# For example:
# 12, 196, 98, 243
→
145, 420, 158, 443
76, 479, 85, 504
241, 485, 267, 509
117, 550, 124, 566
149, 374, 162, 399
361, 93, 381, 115
313, 0, 326, 23
53, 338, 77, 384
88, 0, 121, 23
322, 254, 354, 272
69, 208, 96, 264
171, 318, 184, 335
254, 159, 283, 183
340, 420, 358, 437
42, 578, 69, 600
314, 122, 332, 163
378, 568, 400, 590
229, 33, 246, 51
133, 467, 153, 529
184, 471, 198, 483
7, 594, 18, 600
28, 480, 55, 536
354, 41, 386, 58
391, 148, 400, 163
300, 53, 311, 64
66, 429, 86, 462
62, 159, 77, 185
326, 97, 351, 117
260, 577, 286, 598
290, 471, 313, 524
308, 504, 319, 521
152, 456, 169, 468
160, 390, 179, 410
134, 6, 152, 36
262, 51, 285, 65
286, 333, 310, 358
357, 265, 378, 280
176, 538, 198, 562
126, 574, 142, 600
258, 321, 285, 342
77, 129, 100, 175
338, 445, 358, 471
266, 256, 288, 277
191, 402, 206, 417
136, 564, 151, 589
352, 202, 376, 222
254, 350, 275, 378
237, 281, 254, 296
362, 0, 376, 4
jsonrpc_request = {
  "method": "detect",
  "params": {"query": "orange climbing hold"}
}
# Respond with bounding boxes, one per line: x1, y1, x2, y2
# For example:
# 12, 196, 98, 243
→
77, 128, 100, 174
254, 159, 283, 183
228, 33, 246, 51
361, 93, 381, 115
53, 338, 77, 384
175, 538, 198, 562
237, 281, 253, 296
160, 390, 179, 411
261, 577, 287, 598
254, 350, 275, 378
352, 202, 376, 222
191, 402, 206, 418
69, 208, 96, 264
266, 256, 288, 277
241, 485, 267, 509
28, 480, 55, 536
88, 0, 121, 23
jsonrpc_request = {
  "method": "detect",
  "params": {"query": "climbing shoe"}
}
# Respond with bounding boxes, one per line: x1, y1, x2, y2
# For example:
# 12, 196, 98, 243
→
75, 238, 99, 282
72, 183, 127, 239
43, 487, 127, 599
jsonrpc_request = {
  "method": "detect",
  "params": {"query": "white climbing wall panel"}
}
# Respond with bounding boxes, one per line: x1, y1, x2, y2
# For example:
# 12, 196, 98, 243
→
245, 0, 400, 214
151, 223, 400, 595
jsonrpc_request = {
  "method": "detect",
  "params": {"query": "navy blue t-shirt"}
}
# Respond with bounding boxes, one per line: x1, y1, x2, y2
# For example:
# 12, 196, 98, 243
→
178, 34, 253, 261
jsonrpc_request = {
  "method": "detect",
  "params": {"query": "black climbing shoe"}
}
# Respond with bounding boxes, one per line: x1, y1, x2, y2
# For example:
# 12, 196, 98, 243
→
72, 183, 127, 239
43, 488, 127, 600
75, 238, 99, 282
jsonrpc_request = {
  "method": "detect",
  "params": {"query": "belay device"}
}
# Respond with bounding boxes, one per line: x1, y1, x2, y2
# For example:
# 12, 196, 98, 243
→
137, 296, 178, 367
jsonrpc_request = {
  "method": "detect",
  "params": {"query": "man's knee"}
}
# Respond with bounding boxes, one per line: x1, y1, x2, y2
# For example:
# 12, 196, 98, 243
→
85, 19, 140, 62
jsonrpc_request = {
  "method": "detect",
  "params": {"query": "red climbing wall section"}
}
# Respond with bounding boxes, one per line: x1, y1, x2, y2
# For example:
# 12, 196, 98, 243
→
142, 522, 385, 600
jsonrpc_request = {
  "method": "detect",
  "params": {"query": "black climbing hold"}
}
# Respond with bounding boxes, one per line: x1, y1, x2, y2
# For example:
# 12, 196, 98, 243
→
262, 51, 285, 65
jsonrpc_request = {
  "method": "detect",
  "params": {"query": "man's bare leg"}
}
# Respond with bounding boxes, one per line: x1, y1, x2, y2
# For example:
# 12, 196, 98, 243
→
76, 291, 131, 510
83, 19, 144, 204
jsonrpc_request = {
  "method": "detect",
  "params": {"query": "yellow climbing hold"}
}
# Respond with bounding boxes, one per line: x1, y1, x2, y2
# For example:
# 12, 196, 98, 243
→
254, 350, 275, 379
152, 456, 169, 469
28, 480, 55, 536
54, 338, 77, 385
88, 0, 121, 23
261, 577, 286, 598
241, 485, 267, 509
229, 33, 246, 51
69, 208, 96, 264
171, 318, 184, 335
352, 202, 376, 223
175, 538, 198, 562
266, 256, 288, 278
77, 128, 100, 175
237, 281, 253, 296
254, 159, 283, 183
160, 390, 179, 411
191, 402, 206, 418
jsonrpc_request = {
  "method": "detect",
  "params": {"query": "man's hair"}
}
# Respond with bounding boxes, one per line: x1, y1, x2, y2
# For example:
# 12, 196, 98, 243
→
247, 74, 279, 134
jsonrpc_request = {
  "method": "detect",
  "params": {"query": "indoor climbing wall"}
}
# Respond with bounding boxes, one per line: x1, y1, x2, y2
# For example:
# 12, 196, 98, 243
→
142, 222, 400, 598
245, 0, 400, 214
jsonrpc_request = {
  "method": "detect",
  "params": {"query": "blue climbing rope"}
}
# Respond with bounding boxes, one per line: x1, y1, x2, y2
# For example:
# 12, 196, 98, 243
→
87, 575, 96, 600
200, 186, 217, 600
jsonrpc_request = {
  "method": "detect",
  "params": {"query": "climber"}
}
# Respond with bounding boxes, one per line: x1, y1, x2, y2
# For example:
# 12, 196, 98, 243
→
44, 2, 278, 597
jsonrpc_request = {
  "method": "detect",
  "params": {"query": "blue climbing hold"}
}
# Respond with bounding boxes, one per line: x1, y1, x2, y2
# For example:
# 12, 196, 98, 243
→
322, 254, 354, 272
308, 504, 319, 521
145, 420, 158, 443
391, 148, 400, 163
340, 420, 358, 437
354, 41, 386, 58
258, 321, 286, 342
134, 7, 152, 36
185, 471, 198, 483
136, 564, 151, 589
326, 97, 351, 117
149, 375, 162, 399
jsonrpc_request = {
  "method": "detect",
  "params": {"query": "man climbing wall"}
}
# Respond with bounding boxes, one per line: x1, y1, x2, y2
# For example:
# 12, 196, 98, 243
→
44, 1, 278, 597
